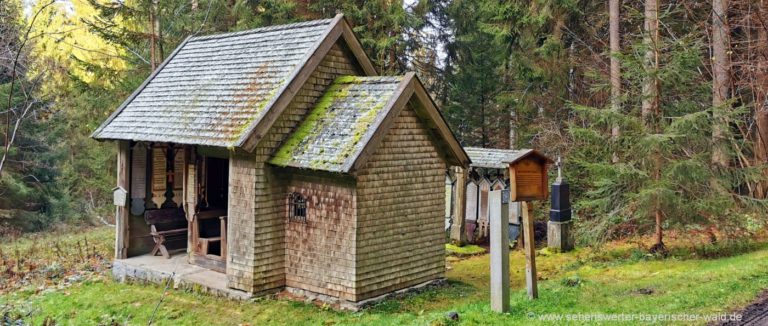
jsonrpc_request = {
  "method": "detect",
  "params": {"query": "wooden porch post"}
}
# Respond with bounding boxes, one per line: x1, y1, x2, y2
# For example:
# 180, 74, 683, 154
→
115, 141, 130, 259
184, 147, 197, 255
450, 166, 468, 245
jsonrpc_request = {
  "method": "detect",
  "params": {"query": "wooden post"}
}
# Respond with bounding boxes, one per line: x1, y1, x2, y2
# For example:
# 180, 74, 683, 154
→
115, 141, 130, 259
184, 147, 196, 255
450, 166, 467, 245
220, 216, 227, 258
489, 190, 509, 312
522, 201, 538, 299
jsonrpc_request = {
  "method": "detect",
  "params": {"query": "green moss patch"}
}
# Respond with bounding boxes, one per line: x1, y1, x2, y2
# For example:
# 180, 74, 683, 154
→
269, 76, 397, 170
445, 244, 487, 257
270, 82, 351, 167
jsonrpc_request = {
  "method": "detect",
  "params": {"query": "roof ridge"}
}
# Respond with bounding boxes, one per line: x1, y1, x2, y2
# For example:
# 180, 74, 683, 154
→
465, 146, 528, 152
331, 75, 405, 85
189, 18, 334, 42
336, 75, 404, 80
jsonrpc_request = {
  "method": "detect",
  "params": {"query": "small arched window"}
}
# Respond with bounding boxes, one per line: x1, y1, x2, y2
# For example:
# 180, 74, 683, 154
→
288, 192, 307, 223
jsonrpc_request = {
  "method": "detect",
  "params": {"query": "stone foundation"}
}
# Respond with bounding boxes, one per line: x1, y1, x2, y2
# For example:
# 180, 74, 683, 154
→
285, 278, 447, 311
547, 220, 575, 252
112, 255, 252, 300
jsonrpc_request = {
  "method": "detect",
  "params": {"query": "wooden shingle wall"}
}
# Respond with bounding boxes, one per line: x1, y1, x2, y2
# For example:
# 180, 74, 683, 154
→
284, 173, 357, 301
227, 152, 261, 291
354, 104, 447, 301
226, 41, 363, 293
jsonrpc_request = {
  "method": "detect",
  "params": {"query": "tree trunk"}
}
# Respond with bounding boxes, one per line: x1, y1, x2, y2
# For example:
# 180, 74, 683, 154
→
711, 0, 731, 167
754, 3, 768, 199
643, 0, 664, 251
509, 107, 517, 149
156, 0, 164, 62
149, 4, 156, 70
480, 91, 487, 147
641, 0, 659, 127
148, 0, 162, 70
228, 0, 236, 30
650, 209, 666, 254
610, 0, 621, 163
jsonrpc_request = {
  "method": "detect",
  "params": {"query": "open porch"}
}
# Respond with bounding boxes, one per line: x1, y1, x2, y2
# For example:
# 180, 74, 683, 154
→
112, 253, 251, 300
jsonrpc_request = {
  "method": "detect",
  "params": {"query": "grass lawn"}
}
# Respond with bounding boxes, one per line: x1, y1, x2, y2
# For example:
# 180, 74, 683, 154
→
2, 227, 768, 325
445, 244, 486, 257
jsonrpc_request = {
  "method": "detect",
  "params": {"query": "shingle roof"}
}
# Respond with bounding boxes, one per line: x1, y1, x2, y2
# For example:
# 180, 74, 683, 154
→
269, 75, 405, 172
92, 18, 335, 147
464, 147, 534, 169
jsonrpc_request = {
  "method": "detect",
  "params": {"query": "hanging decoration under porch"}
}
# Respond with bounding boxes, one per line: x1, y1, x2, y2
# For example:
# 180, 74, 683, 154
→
130, 143, 147, 215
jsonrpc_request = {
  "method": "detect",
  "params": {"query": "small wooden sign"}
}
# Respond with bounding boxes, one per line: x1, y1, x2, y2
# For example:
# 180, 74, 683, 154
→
508, 151, 553, 202
113, 186, 128, 207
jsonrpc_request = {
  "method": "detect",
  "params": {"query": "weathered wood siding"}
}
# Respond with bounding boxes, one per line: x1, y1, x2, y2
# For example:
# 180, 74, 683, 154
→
284, 172, 357, 301
227, 40, 363, 293
226, 152, 262, 291
354, 105, 447, 301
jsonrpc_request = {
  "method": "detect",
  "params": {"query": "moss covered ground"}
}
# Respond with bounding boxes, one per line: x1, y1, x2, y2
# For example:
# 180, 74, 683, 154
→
2, 227, 767, 325
445, 244, 487, 257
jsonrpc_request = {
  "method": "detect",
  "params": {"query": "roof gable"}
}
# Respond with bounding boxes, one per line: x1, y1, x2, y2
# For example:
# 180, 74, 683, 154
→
270, 73, 470, 173
270, 76, 405, 172
92, 14, 376, 149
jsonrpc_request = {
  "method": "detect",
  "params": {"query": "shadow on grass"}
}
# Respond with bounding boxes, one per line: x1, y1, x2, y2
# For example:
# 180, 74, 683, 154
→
365, 280, 479, 314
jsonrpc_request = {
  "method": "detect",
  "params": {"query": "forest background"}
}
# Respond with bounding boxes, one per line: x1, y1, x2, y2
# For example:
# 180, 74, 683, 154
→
1, 0, 766, 250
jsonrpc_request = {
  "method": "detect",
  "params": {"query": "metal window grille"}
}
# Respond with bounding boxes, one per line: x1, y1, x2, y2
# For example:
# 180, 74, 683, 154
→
288, 192, 307, 223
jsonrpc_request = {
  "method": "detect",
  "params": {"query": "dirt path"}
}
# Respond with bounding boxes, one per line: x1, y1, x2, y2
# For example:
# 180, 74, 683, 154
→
720, 290, 768, 326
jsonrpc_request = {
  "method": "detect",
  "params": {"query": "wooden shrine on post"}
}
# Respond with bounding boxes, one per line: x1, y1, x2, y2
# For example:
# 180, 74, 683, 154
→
508, 150, 552, 202
490, 149, 553, 313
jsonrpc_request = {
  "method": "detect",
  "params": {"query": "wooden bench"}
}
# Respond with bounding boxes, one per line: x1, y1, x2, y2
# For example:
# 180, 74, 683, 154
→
144, 208, 188, 259
195, 209, 227, 257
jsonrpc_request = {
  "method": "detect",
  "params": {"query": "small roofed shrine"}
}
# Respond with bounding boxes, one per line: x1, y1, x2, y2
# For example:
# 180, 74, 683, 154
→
447, 147, 552, 245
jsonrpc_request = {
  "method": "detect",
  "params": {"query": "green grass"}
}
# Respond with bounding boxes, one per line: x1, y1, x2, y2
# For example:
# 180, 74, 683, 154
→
445, 244, 486, 257
2, 227, 768, 325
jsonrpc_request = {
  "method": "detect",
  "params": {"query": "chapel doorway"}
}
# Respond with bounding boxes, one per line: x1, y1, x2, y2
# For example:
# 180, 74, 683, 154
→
189, 156, 229, 272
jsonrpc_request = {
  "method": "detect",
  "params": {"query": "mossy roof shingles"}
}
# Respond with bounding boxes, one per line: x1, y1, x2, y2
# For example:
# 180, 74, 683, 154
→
92, 18, 334, 147
270, 76, 404, 172
463, 147, 533, 169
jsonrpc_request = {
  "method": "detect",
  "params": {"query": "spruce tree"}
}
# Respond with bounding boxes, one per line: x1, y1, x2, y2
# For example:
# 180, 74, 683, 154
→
568, 4, 766, 247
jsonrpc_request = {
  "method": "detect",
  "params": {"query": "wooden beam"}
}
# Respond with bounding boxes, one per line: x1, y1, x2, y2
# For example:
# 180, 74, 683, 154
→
450, 166, 468, 245
220, 216, 227, 259
184, 147, 196, 255
522, 201, 538, 299
115, 141, 130, 259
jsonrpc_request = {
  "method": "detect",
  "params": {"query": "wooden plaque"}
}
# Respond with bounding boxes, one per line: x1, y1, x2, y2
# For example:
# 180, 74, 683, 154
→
509, 156, 550, 202
152, 146, 167, 192
130, 144, 147, 198
151, 146, 167, 208
173, 151, 184, 190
